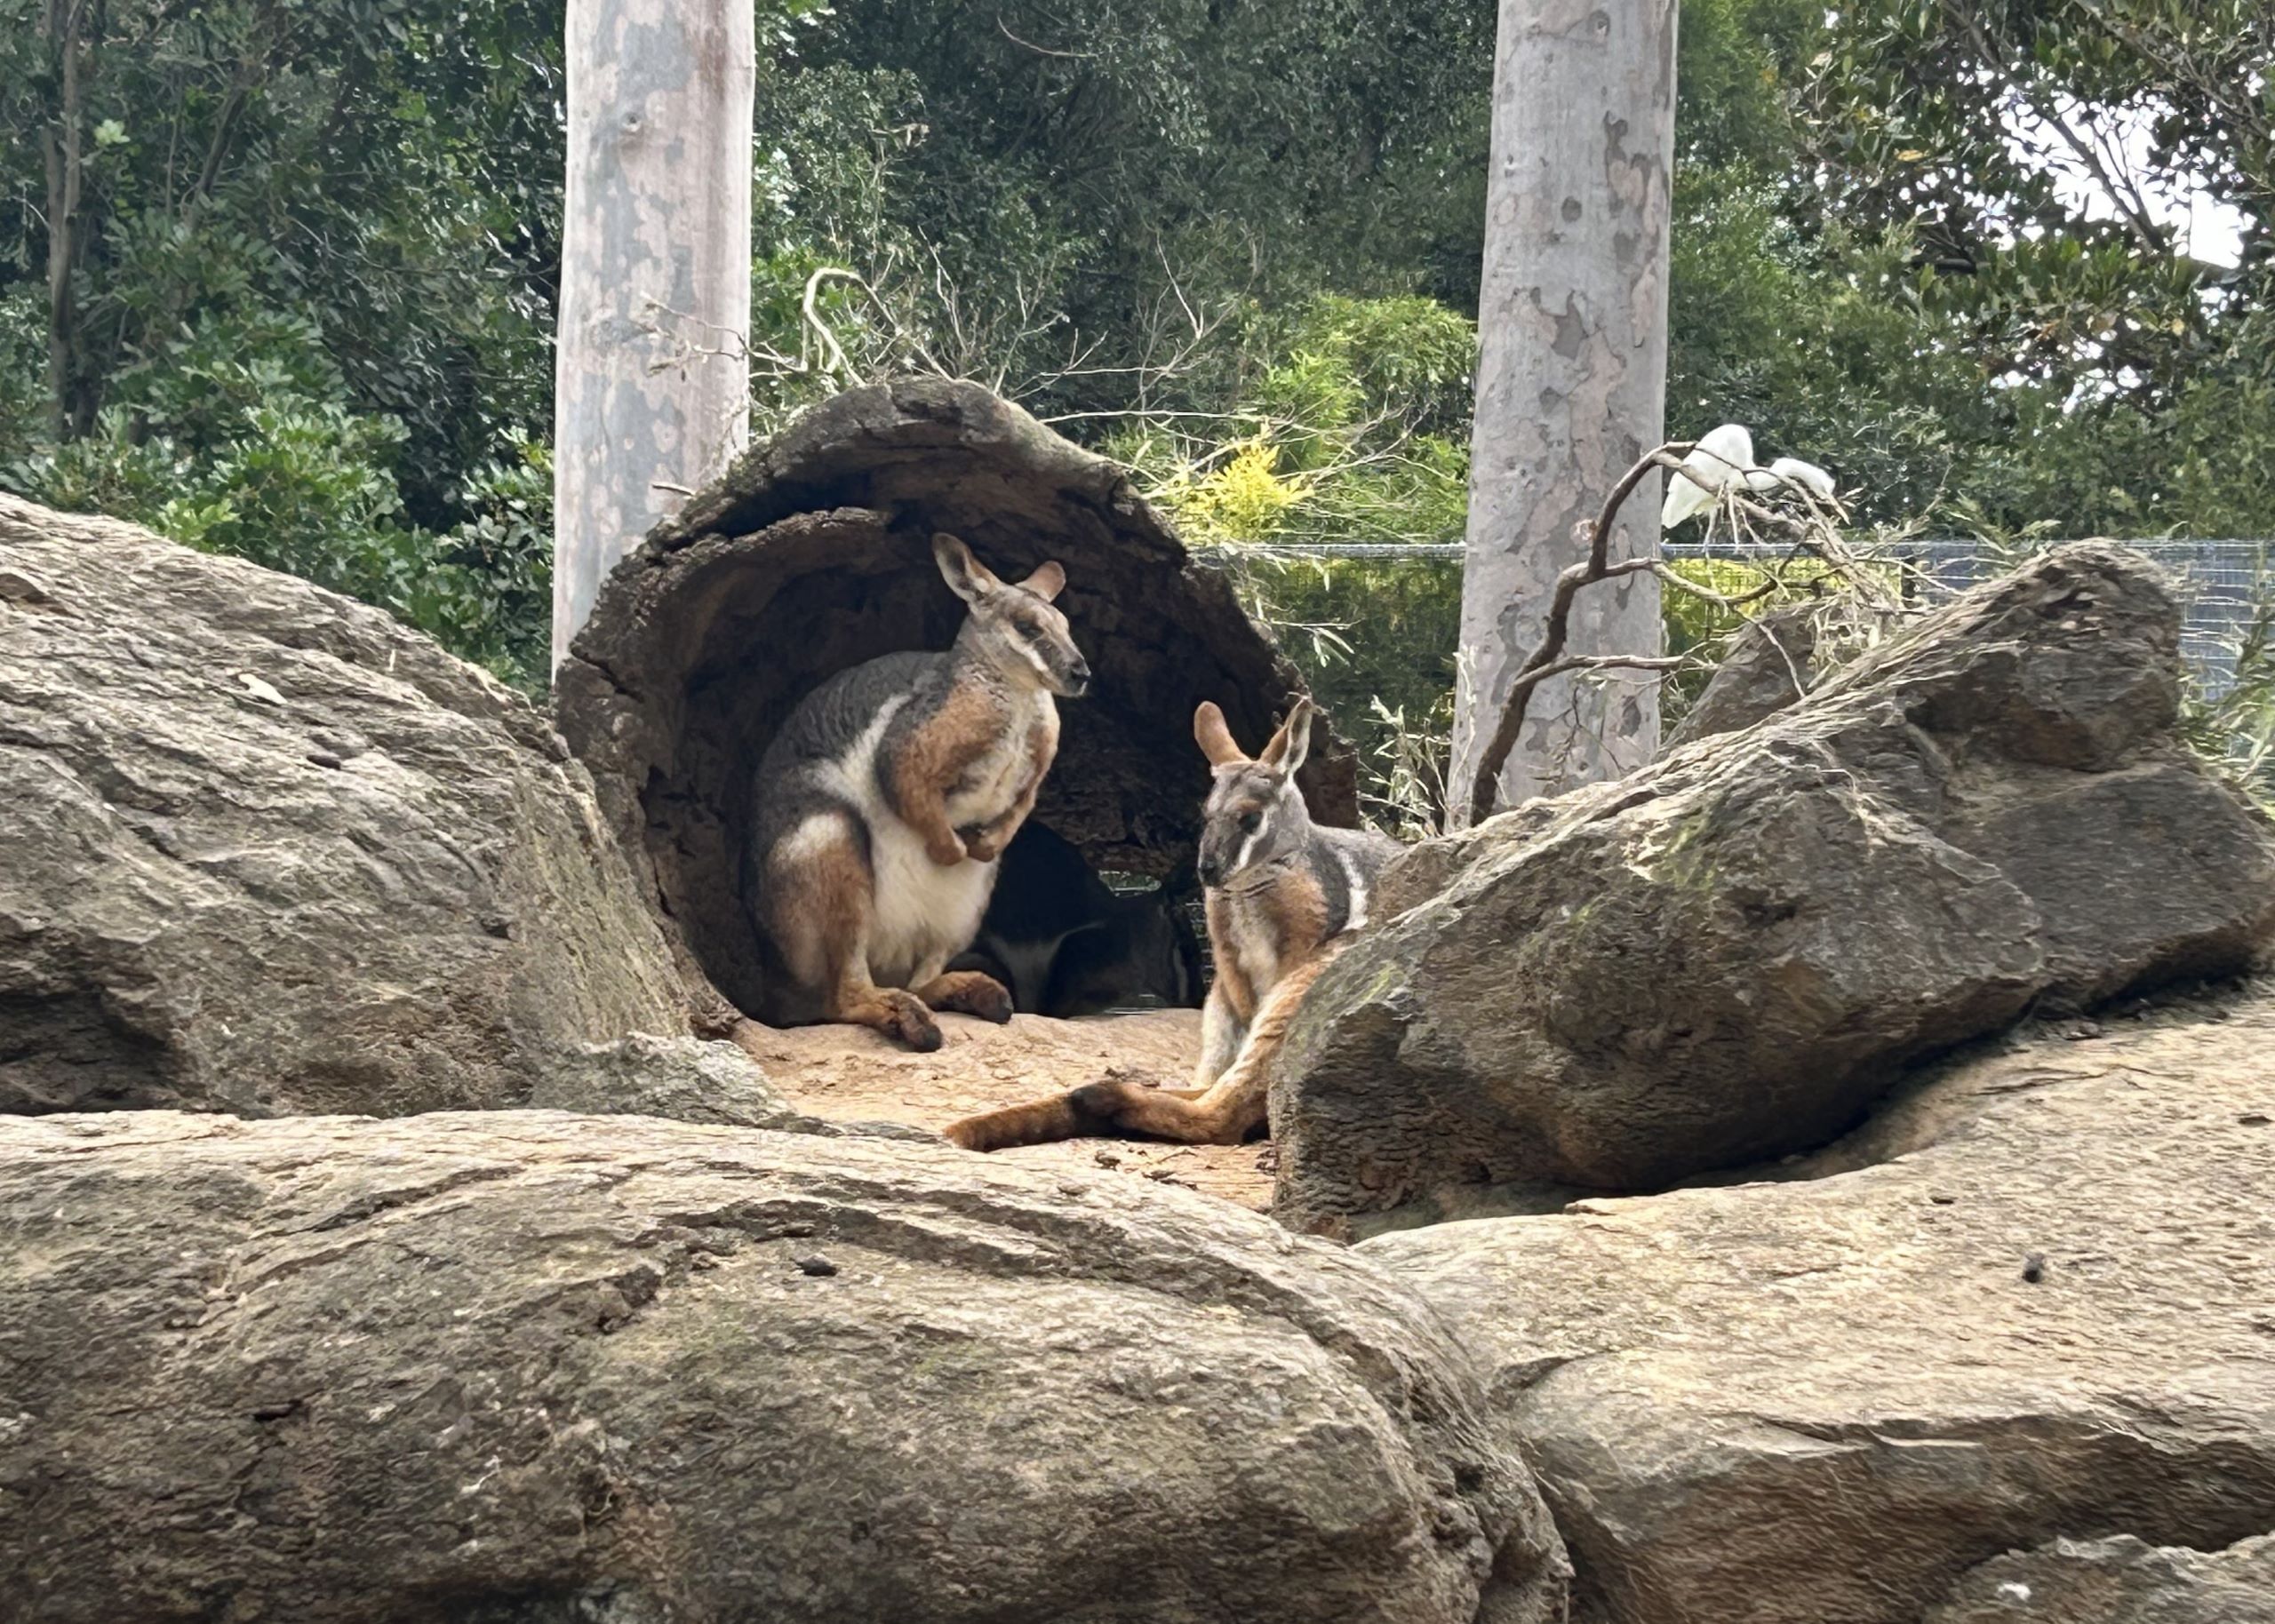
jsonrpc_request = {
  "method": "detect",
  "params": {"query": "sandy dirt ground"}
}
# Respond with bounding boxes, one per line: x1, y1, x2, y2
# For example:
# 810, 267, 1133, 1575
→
733, 1008, 1276, 1209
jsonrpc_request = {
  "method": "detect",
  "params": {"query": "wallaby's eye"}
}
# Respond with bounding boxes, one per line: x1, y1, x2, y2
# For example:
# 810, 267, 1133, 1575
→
1237, 811, 1262, 834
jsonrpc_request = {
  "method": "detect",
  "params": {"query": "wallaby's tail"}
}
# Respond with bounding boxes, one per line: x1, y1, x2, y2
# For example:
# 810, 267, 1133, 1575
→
943, 1091, 1093, 1150
942, 1071, 1176, 1150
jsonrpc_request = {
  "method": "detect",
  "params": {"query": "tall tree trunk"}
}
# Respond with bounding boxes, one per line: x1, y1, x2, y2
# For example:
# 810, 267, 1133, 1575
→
1449, 0, 1679, 821
553, 0, 754, 672
39, 0, 89, 442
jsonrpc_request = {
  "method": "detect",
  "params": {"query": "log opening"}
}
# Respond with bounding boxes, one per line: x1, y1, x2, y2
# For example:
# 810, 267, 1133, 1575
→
555, 378, 1357, 1025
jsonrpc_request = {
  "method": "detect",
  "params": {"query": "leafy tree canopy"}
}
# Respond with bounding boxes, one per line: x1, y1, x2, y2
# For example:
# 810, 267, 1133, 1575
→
1, 0, 2269, 714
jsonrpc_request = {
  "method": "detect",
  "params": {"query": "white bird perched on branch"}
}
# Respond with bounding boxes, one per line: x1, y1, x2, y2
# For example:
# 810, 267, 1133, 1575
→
1660, 423, 1836, 527
1764, 456, 1835, 499
1660, 423, 1754, 528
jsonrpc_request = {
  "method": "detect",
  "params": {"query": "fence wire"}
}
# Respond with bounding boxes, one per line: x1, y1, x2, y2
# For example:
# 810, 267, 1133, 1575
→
1198, 537, 2272, 697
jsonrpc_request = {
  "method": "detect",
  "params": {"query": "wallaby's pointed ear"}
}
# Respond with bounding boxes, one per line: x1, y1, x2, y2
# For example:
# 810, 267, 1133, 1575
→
1193, 701, 1246, 767
1258, 697, 1315, 776
932, 533, 999, 603
1019, 561, 1066, 602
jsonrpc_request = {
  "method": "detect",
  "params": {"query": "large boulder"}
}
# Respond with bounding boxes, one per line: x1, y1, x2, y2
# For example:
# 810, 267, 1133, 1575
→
554, 378, 1359, 1024
1662, 603, 1827, 751
0, 1109, 1567, 1624
1928, 1533, 2275, 1623
1358, 987, 2275, 1624
1271, 544, 2275, 1235
0, 497, 686, 1118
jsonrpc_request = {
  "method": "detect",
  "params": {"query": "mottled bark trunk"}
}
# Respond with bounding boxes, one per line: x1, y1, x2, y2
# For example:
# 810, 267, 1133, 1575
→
1449, 0, 1679, 820
553, 0, 754, 671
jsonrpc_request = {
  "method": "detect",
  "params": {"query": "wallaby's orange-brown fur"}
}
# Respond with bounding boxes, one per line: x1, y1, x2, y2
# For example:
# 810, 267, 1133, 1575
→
944, 696, 1397, 1148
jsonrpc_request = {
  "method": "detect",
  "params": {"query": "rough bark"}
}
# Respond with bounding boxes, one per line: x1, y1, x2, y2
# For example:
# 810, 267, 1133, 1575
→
1361, 983, 2275, 1624
555, 378, 1359, 1024
1271, 545, 2275, 1235
1450, 0, 1679, 817
552, 0, 754, 669
0, 1109, 1569, 1624
0, 496, 688, 1118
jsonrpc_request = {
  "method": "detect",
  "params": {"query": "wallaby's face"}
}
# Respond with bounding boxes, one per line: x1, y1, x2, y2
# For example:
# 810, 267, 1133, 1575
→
935, 534, 1090, 697
1192, 699, 1315, 888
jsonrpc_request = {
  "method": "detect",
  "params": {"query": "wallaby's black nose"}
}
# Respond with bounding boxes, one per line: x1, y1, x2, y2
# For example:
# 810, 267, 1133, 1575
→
1070, 659, 1092, 685
1196, 857, 1222, 887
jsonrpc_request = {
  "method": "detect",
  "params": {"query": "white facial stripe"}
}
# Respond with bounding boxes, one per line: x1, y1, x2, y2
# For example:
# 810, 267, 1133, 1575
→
1016, 631, 1054, 679
1229, 807, 1270, 879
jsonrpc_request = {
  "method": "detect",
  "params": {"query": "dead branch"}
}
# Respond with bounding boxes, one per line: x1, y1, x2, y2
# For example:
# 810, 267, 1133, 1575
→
1464, 443, 1689, 825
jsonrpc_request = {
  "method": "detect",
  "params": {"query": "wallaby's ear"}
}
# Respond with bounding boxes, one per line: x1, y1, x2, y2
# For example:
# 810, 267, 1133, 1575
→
1018, 561, 1066, 602
1258, 697, 1315, 776
1193, 701, 1247, 767
933, 533, 1000, 603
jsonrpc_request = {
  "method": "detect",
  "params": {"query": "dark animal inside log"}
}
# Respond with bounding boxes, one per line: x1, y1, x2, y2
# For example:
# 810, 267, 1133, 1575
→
555, 378, 1357, 1027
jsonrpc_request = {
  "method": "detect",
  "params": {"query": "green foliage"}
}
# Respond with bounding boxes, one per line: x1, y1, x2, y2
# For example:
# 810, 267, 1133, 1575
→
0, 0, 571, 687
1, 0, 2268, 748
2190, 601, 2275, 812
4, 296, 553, 687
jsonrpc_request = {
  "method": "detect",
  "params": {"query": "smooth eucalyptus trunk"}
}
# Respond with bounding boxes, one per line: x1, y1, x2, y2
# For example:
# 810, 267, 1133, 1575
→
1450, 0, 1679, 819
553, 0, 754, 671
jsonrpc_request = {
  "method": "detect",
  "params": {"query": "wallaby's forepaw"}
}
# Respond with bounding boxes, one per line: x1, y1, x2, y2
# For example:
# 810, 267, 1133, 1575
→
962, 831, 1004, 864
925, 832, 969, 867
917, 970, 1014, 1024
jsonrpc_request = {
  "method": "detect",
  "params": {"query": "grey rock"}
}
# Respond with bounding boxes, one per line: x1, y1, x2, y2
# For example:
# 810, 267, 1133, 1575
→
1661, 603, 1823, 752
1361, 986, 2275, 1624
531, 1033, 937, 1141
0, 497, 686, 1118
0, 1109, 1568, 1624
555, 377, 1360, 1024
1271, 545, 2275, 1234
1928, 1533, 2275, 1624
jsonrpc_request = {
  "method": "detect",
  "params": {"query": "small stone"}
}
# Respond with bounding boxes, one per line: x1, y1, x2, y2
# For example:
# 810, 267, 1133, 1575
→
307, 750, 345, 769
2241, 1113, 2271, 1127
2021, 1253, 2047, 1284
793, 1254, 838, 1278
1093, 1150, 1122, 1168
1930, 1193, 1957, 1206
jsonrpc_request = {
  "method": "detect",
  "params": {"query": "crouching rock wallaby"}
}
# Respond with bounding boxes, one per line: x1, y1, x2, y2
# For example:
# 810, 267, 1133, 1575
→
948, 822, 1204, 1017
748, 534, 1090, 1052
945, 696, 1396, 1146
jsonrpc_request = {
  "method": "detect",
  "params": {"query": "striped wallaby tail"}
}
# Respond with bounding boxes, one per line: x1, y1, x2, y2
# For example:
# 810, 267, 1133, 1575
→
942, 1090, 1095, 1151
944, 948, 1339, 1151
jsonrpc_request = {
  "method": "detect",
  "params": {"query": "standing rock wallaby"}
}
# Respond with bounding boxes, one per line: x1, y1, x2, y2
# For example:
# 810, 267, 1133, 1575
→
947, 822, 1204, 1016
747, 534, 1090, 1051
945, 696, 1396, 1146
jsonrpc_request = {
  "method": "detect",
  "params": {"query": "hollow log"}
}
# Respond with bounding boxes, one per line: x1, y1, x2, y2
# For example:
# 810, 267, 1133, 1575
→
555, 378, 1358, 1025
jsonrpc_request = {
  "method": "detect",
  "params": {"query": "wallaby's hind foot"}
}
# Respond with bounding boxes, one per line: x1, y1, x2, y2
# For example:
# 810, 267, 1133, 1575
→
915, 969, 1014, 1023
835, 986, 944, 1052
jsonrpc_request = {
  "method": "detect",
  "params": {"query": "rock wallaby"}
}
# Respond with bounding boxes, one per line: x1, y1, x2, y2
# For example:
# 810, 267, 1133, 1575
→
747, 534, 1090, 1052
948, 822, 1204, 1016
945, 696, 1396, 1147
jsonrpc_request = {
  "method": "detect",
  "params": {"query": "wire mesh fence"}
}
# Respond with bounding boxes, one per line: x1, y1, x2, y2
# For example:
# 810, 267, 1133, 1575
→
1198, 537, 2272, 697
